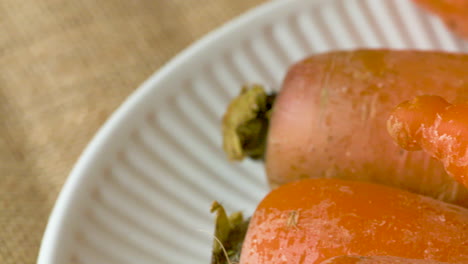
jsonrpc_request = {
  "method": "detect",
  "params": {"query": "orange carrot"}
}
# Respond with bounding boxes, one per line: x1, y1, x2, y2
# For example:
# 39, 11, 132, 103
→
320, 255, 452, 264
239, 178, 468, 264
223, 49, 468, 207
412, 0, 468, 38
388, 95, 468, 188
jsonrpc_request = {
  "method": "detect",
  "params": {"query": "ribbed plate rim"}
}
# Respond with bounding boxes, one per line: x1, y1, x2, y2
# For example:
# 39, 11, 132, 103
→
36, 0, 319, 263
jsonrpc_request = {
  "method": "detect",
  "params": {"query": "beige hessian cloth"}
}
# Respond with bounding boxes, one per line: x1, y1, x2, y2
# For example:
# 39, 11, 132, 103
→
0, 0, 267, 262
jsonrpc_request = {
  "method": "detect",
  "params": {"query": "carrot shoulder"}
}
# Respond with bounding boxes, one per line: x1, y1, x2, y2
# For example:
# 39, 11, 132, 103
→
387, 95, 468, 188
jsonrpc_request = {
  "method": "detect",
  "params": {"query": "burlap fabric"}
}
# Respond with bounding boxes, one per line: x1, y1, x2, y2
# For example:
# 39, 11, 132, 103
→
0, 0, 267, 262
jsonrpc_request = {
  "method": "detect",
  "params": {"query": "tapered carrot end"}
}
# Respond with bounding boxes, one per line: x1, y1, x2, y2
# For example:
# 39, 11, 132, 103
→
387, 95, 468, 188
387, 95, 450, 151
387, 100, 422, 151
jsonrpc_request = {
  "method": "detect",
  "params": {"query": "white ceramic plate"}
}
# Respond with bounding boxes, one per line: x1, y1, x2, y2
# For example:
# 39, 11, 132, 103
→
38, 0, 467, 263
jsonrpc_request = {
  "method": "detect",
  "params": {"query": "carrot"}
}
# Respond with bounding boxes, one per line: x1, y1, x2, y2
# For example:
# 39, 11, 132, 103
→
222, 49, 468, 207
320, 255, 452, 264
412, 0, 468, 38
239, 178, 468, 264
388, 95, 468, 188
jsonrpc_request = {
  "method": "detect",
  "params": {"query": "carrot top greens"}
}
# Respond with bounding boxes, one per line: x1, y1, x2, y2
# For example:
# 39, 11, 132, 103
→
210, 201, 249, 264
222, 85, 275, 161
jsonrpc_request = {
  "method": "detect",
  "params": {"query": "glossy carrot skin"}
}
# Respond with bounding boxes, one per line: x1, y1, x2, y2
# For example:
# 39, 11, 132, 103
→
320, 255, 451, 264
412, 0, 468, 38
388, 95, 468, 188
239, 179, 468, 264
266, 50, 468, 207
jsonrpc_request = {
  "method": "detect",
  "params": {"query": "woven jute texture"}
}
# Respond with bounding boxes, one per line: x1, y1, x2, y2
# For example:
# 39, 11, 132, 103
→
0, 0, 267, 262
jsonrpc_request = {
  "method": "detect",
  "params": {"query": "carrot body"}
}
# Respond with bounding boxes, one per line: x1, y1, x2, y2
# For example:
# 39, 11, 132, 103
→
265, 50, 468, 207
412, 0, 468, 38
388, 95, 468, 188
239, 179, 468, 264
320, 255, 451, 264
